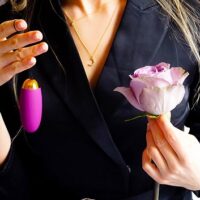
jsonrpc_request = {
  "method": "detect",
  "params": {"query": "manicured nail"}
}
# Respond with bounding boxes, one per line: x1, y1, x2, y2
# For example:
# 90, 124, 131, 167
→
18, 20, 27, 29
29, 57, 36, 65
39, 43, 48, 52
34, 32, 43, 40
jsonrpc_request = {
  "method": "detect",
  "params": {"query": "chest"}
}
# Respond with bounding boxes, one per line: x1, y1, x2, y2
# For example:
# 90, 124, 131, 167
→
63, 0, 127, 88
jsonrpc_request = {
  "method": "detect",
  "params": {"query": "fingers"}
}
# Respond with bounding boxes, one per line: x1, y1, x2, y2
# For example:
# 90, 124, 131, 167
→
0, 31, 43, 54
147, 124, 180, 172
0, 19, 48, 85
0, 57, 36, 86
146, 130, 168, 175
142, 149, 163, 183
0, 19, 27, 39
144, 127, 181, 185
0, 42, 48, 68
144, 116, 200, 190
155, 115, 186, 160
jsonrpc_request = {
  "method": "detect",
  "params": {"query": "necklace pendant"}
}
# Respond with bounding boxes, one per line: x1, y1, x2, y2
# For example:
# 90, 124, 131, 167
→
88, 58, 94, 67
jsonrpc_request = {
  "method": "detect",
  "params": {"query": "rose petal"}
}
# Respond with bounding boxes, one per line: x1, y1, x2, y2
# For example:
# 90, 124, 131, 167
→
132, 65, 159, 78
130, 79, 147, 103
133, 66, 155, 77
148, 67, 188, 84
133, 65, 186, 85
138, 69, 174, 83
136, 76, 170, 88
170, 67, 189, 84
132, 62, 170, 78
133, 70, 172, 85
178, 72, 189, 84
114, 87, 144, 111
139, 85, 185, 115
155, 62, 170, 69
155, 70, 173, 83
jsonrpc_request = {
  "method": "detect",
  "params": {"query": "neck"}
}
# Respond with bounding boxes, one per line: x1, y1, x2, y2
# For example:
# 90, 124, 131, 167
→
62, 0, 109, 15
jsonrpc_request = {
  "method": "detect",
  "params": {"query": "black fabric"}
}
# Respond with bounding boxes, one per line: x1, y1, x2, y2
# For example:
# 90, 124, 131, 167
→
0, 0, 199, 199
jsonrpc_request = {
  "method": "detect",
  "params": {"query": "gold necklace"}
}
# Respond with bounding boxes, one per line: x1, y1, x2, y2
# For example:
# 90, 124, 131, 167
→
63, 4, 118, 67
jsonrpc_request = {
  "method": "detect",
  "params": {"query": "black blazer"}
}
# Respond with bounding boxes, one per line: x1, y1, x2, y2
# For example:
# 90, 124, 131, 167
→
0, 0, 199, 199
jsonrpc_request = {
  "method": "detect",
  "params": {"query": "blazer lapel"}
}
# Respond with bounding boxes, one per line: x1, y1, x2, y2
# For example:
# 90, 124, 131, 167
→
35, 0, 170, 168
101, 0, 170, 80
36, 0, 127, 167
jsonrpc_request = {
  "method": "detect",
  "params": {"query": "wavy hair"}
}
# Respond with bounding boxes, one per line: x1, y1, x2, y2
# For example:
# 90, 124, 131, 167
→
156, 0, 200, 105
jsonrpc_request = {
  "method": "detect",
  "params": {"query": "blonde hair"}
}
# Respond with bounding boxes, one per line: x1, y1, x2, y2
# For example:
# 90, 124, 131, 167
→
156, 0, 200, 104
159, 1, 200, 61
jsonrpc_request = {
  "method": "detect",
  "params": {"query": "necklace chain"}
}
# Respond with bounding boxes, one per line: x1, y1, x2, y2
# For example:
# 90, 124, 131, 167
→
63, 3, 118, 67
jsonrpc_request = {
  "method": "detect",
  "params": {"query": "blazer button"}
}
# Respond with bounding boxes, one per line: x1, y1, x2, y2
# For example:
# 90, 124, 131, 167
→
127, 165, 131, 173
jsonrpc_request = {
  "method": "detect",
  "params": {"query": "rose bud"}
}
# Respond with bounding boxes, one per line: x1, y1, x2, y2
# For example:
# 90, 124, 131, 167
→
114, 62, 189, 115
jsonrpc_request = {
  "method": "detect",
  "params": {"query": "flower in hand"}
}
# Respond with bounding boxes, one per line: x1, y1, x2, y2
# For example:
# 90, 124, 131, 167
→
114, 62, 200, 190
144, 115, 200, 190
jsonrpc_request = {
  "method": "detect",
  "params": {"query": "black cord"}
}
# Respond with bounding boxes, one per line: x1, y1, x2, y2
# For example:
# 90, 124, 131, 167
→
11, 126, 23, 143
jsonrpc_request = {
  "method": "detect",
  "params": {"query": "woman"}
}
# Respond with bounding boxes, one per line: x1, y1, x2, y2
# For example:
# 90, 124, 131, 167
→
0, 0, 200, 199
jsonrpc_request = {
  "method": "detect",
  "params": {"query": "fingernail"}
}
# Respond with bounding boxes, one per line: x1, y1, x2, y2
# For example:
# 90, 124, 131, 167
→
39, 43, 48, 52
34, 32, 43, 40
29, 57, 36, 65
18, 20, 27, 29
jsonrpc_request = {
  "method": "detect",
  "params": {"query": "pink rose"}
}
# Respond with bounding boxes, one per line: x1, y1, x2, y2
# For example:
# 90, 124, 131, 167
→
114, 62, 189, 115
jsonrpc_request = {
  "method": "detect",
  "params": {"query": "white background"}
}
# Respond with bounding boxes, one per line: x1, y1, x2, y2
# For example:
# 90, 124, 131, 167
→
193, 193, 200, 199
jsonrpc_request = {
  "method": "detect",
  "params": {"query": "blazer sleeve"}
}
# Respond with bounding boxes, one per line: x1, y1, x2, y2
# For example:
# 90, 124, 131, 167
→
186, 106, 200, 198
185, 61, 200, 140
185, 100, 200, 142
185, 64, 200, 197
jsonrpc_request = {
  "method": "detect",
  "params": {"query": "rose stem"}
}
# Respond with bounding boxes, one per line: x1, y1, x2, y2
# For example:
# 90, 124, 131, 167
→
153, 182, 160, 200
124, 114, 147, 122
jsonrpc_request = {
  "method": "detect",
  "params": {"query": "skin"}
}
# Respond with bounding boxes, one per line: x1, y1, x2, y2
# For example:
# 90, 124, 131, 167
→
63, 0, 114, 14
143, 115, 200, 190
0, 0, 200, 192
0, 19, 48, 85
62, 0, 126, 88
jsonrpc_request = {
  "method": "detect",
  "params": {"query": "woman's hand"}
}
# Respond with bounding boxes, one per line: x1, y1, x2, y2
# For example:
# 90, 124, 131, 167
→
0, 19, 48, 166
0, 19, 48, 85
142, 114, 200, 190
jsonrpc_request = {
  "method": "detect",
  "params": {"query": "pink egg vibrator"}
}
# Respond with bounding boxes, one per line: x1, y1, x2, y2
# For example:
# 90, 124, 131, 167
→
19, 79, 42, 133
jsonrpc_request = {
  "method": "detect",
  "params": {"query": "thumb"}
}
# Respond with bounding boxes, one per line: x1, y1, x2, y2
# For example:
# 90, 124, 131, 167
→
156, 114, 185, 159
159, 112, 171, 121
